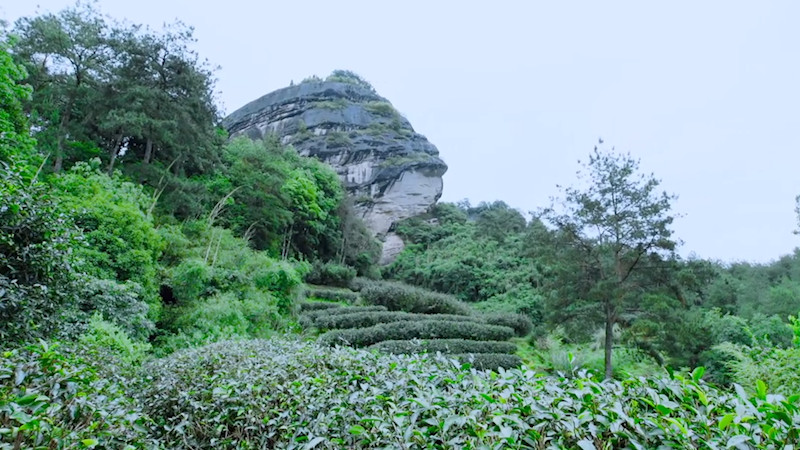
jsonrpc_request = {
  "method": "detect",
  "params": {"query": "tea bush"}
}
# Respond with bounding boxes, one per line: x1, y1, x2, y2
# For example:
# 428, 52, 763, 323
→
137, 338, 800, 449
305, 286, 360, 303
484, 313, 533, 337
304, 261, 357, 288
313, 311, 503, 331
298, 301, 344, 312
360, 281, 470, 315
453, 352, 523, 370
0, 342, 151, 448
369, 339, 518, 355
320, 320, 514, 347
301, 305, 388, 322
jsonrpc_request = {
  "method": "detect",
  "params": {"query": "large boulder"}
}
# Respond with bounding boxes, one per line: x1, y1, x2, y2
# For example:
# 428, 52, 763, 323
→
223, 79, 447, 263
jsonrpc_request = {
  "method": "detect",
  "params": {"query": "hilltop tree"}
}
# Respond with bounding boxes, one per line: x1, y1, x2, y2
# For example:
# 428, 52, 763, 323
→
542, 142, 678, 379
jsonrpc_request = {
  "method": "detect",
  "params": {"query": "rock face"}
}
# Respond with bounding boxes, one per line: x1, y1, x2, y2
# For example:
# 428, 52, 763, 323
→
223, 80, 447, 264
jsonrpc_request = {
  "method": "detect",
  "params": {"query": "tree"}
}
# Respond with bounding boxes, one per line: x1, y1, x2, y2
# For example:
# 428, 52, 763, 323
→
0, 27, 35, 163
542, 142, 678, 379
13, 3, 113, 172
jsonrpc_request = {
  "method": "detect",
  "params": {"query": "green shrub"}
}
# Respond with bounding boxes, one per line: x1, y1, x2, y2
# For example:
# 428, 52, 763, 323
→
78, 313, 151, 367
325, 131, 352, 148
314, 311, 494, 331
138, 338, 800, 449
157, 292, 280, 353
301, 305, 388, 326
361, 281, 470, 315
299, 301, 344, 312
305, 286, 360, 303
0, 342, 150, 448
70, 277, 154, 339
316, 98, 348, 110
0, 164, 80, 343
484, 313, 533, 337
349, 277, 376, 292
325, 69, 375, 92
717, 342, 800, 396
304, 261, 357, 288
320, 320, 514, 348
453, 352, 523, 371
370, 339, 518, 355
364, 101, 399, 119
315, 311, 413, 330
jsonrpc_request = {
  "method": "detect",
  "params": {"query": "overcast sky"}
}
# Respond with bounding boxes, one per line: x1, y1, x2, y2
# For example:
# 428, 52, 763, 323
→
4, 1, 799, 263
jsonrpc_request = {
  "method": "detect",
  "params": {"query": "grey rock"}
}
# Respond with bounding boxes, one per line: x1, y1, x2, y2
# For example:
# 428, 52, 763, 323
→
223, 80, 447, 264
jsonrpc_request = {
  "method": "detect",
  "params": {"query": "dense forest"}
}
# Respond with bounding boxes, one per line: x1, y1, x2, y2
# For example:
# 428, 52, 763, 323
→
1, 4, 799, 448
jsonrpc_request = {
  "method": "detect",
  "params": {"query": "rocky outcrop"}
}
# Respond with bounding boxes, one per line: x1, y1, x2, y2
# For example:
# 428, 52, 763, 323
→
223, 80, 447, 263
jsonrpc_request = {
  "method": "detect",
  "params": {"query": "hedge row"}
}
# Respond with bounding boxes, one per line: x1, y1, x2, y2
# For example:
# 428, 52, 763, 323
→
484, 313, 533, 337
304, 286, 360, 304
298, 301, 343, 312
369, 339, 518, 355
312, 311, 482, 330
320, 320, 514, 348
310, 310, 532, 337
360, 281, 470, 316
453, 353, 523, 370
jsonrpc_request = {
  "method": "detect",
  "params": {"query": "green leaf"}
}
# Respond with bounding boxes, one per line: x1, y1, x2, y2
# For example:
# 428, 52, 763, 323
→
726, 435, 750, 448
577, 439, 597, 450
691, 366, 705, 382
718, 413, 735, 430
81, 439, 98, 448
756, 380, 767, 400
348, 425, 365, 435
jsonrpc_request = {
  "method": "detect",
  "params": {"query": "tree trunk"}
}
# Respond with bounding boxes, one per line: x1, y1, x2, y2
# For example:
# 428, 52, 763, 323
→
54, 102, 74, 173
143, 138, 153, 164
107, 133, 123, 175
604, 300, 614, 380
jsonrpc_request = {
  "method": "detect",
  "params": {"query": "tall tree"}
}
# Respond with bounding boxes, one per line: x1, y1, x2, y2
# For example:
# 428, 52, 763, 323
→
13, 2, 112, 172
543, 142, 678, 379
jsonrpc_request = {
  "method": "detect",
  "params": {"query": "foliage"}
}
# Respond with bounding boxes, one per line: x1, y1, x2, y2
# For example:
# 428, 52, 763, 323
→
0, 163, 80, 343
484, 313, 533, 337
325, 69, 376, 92
325, 130, 351, 148
78, 313, 151, 367
298, 300, 345, 312
156, 293, 280, 353
452, 353, 523, 370
320, 320, 515, 347
542, 143, 678, 379
364, 101, 399, 119
315, 98, 348, 110
716, 342, 800, 397
304, 261, 356, 288
304, 285, 360, 303
0, 342, 151, 448
0, 31, 35, 163
360, 280, 471, 315
13, 3, 221, 174
216, 136, 345, 261
370, 339, 518, 355
313, 311, 477, 331
139, 338, 800, 449
50, 161, 163, 314
156, 221, 303, 351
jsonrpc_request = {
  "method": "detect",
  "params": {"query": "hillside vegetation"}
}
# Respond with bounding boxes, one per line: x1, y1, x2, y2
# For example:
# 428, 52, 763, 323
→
1, 4, 799, 448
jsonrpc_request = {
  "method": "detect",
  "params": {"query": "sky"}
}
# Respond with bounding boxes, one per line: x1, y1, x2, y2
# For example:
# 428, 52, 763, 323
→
3, 1, 800, 263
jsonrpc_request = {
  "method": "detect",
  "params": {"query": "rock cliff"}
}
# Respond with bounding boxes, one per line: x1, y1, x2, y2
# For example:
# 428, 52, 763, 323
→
223, 78, 447, 264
